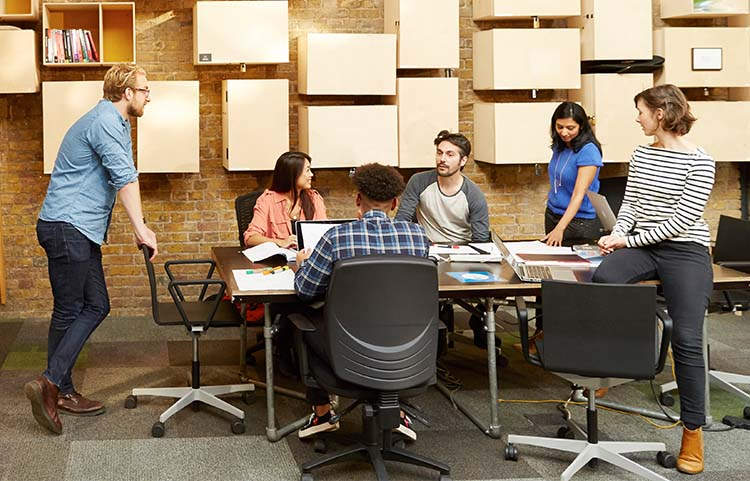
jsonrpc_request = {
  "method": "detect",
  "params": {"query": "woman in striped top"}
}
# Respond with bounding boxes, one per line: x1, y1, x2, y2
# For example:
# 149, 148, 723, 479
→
593, 84, 714, 475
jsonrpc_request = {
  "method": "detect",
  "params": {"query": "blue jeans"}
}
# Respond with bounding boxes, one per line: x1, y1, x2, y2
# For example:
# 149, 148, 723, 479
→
36, 220, 110, 395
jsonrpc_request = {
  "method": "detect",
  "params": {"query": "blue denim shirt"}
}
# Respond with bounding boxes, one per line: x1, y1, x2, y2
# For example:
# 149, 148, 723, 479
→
39, 100, 139, 245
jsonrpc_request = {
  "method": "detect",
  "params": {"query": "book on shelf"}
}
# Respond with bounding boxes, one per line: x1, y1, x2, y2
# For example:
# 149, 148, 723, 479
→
85, 30, 99, 62
45, 28, 99, 64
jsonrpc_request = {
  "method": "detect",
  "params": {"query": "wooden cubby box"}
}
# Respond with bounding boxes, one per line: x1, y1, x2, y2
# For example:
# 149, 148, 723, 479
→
43, 81, 104, 174
42, 2, 135, 66
474, 102, 559, 165
0, 28, 39, 93
473, 0, 580, 20
299, 106, 398, 168
690, 98, 750, 162
662, 0, 749, 19
222, 79, 289, 171
193, 1, 289, 65
137, 81, 200, 174
386, 77, 459, 168
298, 33, 396, 95
473, 29, 580, 90
568, 0, 652, 61
0, 0, 38, 21
569, 74, 653, 163
654, 27, 750, 88
384, 0, 459, 69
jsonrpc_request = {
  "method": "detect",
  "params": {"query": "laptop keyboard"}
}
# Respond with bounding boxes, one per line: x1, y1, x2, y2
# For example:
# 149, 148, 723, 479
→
523, 265, 553, 280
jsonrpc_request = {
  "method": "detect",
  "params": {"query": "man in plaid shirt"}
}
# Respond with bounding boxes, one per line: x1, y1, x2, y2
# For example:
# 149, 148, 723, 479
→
294, 163, 429, 440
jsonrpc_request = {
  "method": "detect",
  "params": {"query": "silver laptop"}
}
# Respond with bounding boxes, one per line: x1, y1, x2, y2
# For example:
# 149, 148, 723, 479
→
297, 219, 356, 250
587, 190, 617, 231
492, 231, 579, 282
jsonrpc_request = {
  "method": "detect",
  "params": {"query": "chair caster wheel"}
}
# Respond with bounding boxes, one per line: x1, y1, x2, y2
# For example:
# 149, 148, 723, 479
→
192, 401, 200, 412
504, 443, 518, 461
301, 472, 314, 481
152, 422, 165, 438
124, 395, 137, 409
659, 392, 675, 407
657, 450, 676, 469
242, 391, 256, 405
557, 426, 574, 439
313, 438, 327, 453
743, 406, 750, 420
231, 419, 245, 434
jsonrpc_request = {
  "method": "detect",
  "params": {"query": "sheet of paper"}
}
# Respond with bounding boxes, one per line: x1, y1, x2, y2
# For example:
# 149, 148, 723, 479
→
232, 269, 295, 291
503, 240, 573, 256
241, 242, 297, 262
429, 244, 478, 256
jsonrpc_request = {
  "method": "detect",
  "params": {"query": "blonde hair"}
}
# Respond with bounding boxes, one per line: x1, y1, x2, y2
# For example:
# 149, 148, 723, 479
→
102, 64, 147, 102
634, 84, 696, 135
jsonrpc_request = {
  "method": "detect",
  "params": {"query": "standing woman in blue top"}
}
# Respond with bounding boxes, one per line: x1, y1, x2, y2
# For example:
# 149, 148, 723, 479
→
543, 102, 604, 246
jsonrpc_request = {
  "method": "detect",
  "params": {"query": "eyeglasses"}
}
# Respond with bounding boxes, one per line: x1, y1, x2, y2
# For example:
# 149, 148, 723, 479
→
132, 87, 150, 98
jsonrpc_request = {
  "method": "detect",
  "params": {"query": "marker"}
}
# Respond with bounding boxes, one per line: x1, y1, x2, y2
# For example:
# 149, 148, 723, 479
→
270, 265, 291, 275
435, 244, 459, 249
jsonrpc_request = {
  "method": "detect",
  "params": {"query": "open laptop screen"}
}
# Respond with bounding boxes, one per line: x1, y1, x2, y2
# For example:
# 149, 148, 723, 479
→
586, 190, 617, 231
297, 219, 356, 250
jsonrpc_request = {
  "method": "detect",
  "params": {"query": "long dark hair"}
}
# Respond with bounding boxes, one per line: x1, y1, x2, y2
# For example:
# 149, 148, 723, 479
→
269, 151, 315, 220
550, 102, 602, 155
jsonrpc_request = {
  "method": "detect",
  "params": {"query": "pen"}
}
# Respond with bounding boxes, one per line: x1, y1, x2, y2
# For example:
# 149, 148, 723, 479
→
434, 244, 459, 249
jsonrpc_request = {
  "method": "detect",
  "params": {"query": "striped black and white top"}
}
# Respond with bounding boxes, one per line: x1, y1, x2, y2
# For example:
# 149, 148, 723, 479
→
612, 145, 715, 248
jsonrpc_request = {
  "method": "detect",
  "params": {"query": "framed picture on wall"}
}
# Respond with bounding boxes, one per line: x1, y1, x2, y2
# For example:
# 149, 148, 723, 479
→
691, 47, 723, 71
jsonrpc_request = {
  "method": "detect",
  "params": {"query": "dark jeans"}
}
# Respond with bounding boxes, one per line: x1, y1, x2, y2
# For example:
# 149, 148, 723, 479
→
592, 241, 712, 429
545, 207, 602, 246
36, 220, 110, 395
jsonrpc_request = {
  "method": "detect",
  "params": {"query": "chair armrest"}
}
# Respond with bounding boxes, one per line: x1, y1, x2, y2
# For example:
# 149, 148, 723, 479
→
514, 296, 542, 368
655, 307, 673, 374
164, 259, 217, 302
167, 279, 227, 330
287, 313, 317, 332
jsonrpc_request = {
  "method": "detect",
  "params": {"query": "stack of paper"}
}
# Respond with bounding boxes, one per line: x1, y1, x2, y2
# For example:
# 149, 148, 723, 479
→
503, 241, 589, 266
232, 269, 295, 291
241, 242, 297, 262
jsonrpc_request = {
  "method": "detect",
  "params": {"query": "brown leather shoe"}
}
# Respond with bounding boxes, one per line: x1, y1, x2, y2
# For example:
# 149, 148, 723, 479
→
24, 376, 62, 434
58, 391, 106, 416
677, 426, 704, 474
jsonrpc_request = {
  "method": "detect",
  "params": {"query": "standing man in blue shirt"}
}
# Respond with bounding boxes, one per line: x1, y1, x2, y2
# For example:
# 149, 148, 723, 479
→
25, 64, 158, 434
294, 163, 429, 441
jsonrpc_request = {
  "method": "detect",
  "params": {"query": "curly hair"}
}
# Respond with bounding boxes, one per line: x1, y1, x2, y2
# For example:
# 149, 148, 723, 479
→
634, 84, 696, 135
103, 64, 147, 102
351, 163, 405, 202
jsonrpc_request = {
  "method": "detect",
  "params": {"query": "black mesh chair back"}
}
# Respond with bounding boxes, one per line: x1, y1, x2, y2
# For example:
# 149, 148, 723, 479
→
597, 176, 627, 216
235, 190, 264, 247
323, 254, 439, 392
541, 280, 661, 380
713, 215, 750, 268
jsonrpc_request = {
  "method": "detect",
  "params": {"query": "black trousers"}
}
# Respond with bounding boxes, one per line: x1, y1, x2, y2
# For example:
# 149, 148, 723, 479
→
592, 241, 712, 428
545, 207, 602, 246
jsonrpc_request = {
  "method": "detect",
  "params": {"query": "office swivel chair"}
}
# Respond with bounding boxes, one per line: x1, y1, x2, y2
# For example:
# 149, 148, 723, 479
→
289, 255, 451, 481
505, 280, 674, 481
713, 215, 750, 311
125, 245, 254, 437
234, 190, 268, 365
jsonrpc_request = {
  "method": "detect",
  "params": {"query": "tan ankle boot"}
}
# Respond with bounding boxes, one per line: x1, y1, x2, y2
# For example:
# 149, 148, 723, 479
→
677, 426, 704, 474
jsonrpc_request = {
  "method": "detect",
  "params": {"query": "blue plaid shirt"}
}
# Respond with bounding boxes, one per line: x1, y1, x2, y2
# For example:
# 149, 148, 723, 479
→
294, 209, 430, 302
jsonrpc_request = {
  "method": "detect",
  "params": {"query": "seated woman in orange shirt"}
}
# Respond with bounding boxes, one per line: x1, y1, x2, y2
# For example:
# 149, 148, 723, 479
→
243, 151, 327, 248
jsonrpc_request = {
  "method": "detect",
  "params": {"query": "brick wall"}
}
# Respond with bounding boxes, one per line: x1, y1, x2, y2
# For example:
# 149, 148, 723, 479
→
0, 0, 743, 320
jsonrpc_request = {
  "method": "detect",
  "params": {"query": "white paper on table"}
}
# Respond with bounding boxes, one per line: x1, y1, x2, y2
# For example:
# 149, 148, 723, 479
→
503, 240, 574, 256
429, 244, 478, 256
241, 242, 297, 262
232, 269, 294, 291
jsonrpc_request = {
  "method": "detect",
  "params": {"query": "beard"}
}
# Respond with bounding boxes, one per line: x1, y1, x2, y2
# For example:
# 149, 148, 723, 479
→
127, 101, 144, 118
437, 163, 460, 178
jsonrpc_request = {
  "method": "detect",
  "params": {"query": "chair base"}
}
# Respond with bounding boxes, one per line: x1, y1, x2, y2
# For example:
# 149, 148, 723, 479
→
302, 440, 450, 481
506, 435, 668, 481
131, 383, 254, 422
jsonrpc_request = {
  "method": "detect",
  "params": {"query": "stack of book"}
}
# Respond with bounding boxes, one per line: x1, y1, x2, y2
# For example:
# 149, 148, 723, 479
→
45, 28, 100, 64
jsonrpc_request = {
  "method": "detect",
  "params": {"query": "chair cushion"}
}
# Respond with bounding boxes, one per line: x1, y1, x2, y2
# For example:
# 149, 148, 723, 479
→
156, 299, 244, 329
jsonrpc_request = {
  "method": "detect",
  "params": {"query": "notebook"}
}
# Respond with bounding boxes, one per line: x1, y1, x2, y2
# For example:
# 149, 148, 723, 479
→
296, 219, 356, 250
492, 232, 582, 283
587, 189, 617, 231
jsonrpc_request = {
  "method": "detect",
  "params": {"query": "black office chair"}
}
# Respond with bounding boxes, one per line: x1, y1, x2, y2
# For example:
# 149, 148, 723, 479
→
289, 255, 451, 481
235, 189, 264, 247
125, 245, 254, 437
505, 280, 674, 481
713, 214, 750, 311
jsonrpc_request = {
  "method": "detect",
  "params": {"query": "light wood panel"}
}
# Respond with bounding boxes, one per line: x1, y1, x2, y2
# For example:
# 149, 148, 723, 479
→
0, 28, 39, 93
473, 0, 580, 19
384, 0, 459, 68
689, 101, 750, 162
662, 0, 749, 19
570, 0, 653, 61
0, 0, 38, 21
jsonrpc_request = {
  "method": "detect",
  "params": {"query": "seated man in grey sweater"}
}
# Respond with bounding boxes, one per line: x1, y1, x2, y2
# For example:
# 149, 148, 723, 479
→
395, 130, 490, 244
